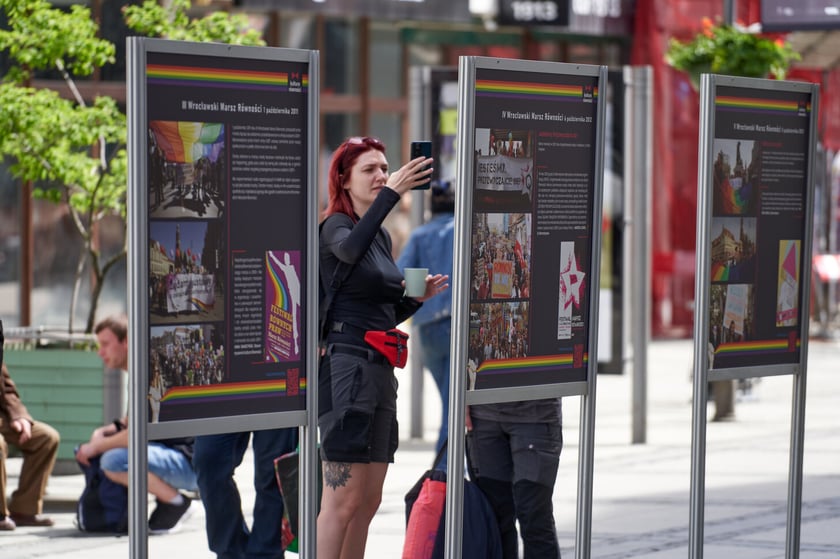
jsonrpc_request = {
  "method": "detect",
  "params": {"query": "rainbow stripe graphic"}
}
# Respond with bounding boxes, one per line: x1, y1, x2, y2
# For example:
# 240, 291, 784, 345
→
716, 96, 809, 115
714, 338, 800, 357
476, 80, 598, 102
160, 378, 307, 405
476, 353, 589, 375
266, 254, 289, 312
147, 64, 307, 92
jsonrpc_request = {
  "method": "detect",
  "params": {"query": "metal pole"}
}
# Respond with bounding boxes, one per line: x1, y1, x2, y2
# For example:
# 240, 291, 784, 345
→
443, 55, 475, 559
408, 66, 430, 439
624, 65, 653, 445
126, 36, 149, 559
786, 84, 819, 559
723, 0, 736, 25
785, 366, 806, 559
689, 73, 714, 559
300, 48, 320, 559
409, 191, 426, 439
575, 65, 608, 559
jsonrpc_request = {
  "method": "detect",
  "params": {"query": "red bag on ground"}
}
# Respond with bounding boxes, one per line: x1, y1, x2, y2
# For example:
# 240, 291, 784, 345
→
402, 476, 446, 559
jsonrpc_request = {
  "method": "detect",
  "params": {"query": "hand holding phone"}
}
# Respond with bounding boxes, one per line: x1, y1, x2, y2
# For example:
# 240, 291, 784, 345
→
410, 141, 432, 190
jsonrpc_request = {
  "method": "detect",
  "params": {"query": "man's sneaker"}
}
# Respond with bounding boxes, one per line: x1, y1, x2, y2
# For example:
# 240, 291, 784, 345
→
148, 496, 192, 535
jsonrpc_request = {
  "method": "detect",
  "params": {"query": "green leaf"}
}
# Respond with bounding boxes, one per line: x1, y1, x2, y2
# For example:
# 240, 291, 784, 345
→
0, 0, 266, 332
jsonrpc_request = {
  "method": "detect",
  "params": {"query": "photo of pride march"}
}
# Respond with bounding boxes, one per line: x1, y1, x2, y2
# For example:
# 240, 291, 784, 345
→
148, 121, 226, 219
149, 220, 225, 324
149, 323, 225, 423
473, 128, 535, 213
471, 212, 532, 300
467, 301, 530, 390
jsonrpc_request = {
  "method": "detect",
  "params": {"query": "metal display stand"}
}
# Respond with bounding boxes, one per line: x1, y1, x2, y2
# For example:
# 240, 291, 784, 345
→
127, 38, 319, 558
689, 74, 819, 559
446, 56, 607, 559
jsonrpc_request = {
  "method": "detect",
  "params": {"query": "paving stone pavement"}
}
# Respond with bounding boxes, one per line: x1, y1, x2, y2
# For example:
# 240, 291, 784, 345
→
3, 337, 838, 558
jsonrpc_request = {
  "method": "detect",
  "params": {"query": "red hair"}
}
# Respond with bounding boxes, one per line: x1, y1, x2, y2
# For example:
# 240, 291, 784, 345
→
323, 137, 386, 222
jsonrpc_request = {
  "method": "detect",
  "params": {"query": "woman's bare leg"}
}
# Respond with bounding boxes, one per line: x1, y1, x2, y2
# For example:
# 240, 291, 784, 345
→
339, 462, 388, 559
317, 461, 388, 559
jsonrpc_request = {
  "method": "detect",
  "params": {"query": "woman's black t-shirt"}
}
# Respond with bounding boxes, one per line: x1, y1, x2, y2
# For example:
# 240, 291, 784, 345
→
320, 188, 421, 344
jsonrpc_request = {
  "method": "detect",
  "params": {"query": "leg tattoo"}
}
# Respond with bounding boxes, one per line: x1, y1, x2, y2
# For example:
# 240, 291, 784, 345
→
324, 461, 352, 490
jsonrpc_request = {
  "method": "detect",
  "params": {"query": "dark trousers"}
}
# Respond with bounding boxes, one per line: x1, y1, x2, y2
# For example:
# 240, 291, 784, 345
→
417, 319, 451, 455
469, 418, 562, 559
193, 429, 298, 559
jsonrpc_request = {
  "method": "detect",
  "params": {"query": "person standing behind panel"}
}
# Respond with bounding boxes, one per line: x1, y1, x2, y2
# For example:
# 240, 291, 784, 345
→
396, 182, 455, 455
193, 428, 299, 559
467, 397, 563, 559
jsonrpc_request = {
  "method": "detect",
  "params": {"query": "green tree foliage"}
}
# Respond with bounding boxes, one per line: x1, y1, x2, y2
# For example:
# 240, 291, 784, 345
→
0, 0, 264, 333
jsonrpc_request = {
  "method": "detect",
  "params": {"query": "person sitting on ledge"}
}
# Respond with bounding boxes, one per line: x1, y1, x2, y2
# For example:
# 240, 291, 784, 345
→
0, 319, 61, 531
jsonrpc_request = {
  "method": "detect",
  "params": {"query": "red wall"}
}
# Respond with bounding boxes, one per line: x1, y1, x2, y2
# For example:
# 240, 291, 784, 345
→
630, 0, 838, 337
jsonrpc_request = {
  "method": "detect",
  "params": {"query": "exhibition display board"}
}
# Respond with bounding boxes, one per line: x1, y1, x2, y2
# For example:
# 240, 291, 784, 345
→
689, 74, 819, 559
129, 39, 318, 437
127, 38, 319, 558
447, 56, 607, 559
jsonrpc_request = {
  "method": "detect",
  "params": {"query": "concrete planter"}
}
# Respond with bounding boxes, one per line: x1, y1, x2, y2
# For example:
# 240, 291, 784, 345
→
4, 348, 106, 469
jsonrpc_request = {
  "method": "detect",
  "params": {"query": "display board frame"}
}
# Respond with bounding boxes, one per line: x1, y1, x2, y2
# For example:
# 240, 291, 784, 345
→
128, 38, 319, 440
127, 37, 319, 558
453, 58, 608, 407
446, 56, 607, 559
689, 73, 819, 559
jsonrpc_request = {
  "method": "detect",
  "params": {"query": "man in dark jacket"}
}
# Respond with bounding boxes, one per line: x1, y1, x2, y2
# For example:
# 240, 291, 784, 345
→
0, 320, 61, 530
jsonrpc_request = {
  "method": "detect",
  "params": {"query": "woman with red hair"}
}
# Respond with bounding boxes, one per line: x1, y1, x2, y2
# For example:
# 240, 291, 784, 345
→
317, 136, 448, 558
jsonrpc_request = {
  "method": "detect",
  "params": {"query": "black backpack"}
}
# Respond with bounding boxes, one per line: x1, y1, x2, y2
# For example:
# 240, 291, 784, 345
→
76, 455, 129, 533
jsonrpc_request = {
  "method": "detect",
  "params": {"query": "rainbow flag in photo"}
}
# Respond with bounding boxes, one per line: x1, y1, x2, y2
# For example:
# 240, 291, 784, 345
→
711, 261, 729, 282
189, 297, 214, 313
149, 121, 224, 164
715, 96, 808, 115
147, 64, 307, 92
476, 80, 597, 102
476, 352, 588, 375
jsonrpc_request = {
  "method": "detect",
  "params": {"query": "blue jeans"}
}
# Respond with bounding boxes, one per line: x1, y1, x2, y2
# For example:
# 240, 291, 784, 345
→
100, 443, 197, 491
418, 318, 451, 455
193, 429, 298, 559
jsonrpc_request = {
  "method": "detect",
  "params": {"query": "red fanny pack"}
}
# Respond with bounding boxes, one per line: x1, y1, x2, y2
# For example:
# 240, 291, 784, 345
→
364, 328, 409, 368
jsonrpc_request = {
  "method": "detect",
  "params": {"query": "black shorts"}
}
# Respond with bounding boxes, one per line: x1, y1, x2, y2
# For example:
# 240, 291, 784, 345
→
318, 343, 399, 464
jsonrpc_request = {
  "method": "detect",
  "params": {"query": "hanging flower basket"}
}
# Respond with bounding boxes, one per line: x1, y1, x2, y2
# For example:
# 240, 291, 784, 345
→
665, 18, 800, 89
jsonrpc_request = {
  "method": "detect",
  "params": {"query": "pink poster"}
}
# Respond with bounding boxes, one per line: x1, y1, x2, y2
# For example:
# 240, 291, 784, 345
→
264, 250, 301, 362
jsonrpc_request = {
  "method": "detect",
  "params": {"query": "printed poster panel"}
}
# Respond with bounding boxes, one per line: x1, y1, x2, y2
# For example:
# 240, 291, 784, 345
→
707, 85, 811, 369
468, 67, 600, 390
146, 48, 309, 422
